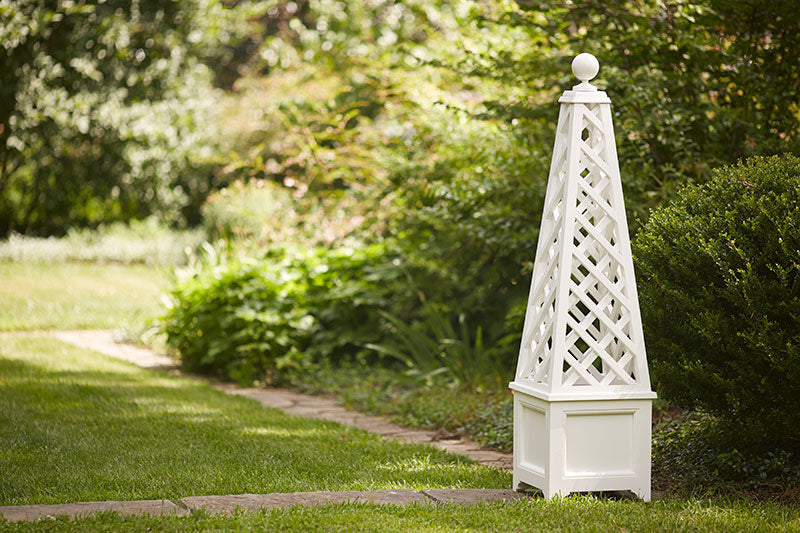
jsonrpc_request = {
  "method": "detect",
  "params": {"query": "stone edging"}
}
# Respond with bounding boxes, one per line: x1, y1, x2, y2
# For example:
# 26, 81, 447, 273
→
0, 489, 530, 522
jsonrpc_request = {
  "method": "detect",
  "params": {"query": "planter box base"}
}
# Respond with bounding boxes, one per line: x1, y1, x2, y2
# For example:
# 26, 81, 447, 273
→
512, 390, 652, 501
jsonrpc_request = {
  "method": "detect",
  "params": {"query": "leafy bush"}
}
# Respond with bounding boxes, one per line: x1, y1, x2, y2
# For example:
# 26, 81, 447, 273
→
0, 0, 252, 236
0, 218, 205, 265
161, 243, 398, 384
162, 254, 310, 384
633, 154, 800, 450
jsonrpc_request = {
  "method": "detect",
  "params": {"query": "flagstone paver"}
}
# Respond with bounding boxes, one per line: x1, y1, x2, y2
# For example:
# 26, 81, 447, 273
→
2, 490, 533, 522
178, 490, 432, 515
51, 330, 177, 369
0, 500, 184, 522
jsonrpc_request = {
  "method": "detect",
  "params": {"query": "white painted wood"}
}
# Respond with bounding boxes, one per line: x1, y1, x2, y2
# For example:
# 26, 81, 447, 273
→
510, 53, 655, 500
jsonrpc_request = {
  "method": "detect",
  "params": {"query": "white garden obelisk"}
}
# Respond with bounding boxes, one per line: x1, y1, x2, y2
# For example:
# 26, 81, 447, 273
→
509, 53, 656, 501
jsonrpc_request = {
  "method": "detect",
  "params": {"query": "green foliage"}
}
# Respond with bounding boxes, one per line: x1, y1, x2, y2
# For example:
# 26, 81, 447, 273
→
218, 1, 800, 395
162, 255, 309, 384
465, 0, 800, 219
653, 412, 800, 496
284, 362, 515, 452
0, 0, 254, 236
369, 302, 515, 388
380, 109, 544, 372
161, 243, 398, 384
461, 399, 514, 453
634, 154, 800, 450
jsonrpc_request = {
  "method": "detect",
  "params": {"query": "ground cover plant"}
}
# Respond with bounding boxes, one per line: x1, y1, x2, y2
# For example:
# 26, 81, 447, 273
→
4, 497, 800, 532
0, 336, 508, 507
283, 364, 513, 453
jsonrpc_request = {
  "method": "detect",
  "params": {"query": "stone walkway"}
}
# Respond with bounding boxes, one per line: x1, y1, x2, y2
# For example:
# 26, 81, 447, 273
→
0, 489, 529, 522
1, 330, 519, 522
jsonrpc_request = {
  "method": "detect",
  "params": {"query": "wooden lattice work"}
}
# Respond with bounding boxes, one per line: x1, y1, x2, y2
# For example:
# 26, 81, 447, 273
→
513, 64, 651, 397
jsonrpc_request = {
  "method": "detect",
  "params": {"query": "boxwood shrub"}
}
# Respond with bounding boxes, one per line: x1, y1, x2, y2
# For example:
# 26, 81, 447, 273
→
633, 154, 800, 450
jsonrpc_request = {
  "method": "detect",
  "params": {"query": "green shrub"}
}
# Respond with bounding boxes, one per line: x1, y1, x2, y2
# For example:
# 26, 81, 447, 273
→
161, 243, 397, 384
162, 255, 309, 384
633, 154, 800, 450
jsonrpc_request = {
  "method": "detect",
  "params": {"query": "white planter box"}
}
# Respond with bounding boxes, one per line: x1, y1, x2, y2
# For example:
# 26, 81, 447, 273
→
511, 385, 654, 500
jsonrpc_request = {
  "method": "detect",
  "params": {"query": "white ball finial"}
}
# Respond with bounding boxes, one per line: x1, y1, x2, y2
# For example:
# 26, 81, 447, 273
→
571, 53, 599, 83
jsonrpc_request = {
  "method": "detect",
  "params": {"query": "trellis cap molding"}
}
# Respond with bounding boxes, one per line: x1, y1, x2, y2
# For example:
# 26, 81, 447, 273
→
560, 53, 611, 104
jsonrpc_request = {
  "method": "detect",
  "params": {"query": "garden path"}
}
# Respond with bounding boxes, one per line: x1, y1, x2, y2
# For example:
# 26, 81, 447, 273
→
0, 489, 529, 522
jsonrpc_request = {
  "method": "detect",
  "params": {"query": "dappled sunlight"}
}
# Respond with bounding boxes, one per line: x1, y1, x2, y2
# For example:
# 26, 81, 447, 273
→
0, 332, 509, 506
132, 397, 222, 417
241, 426, 327, 439
0, 263, 167, 331
0, 337, 141, 374
377, 456, 484, 476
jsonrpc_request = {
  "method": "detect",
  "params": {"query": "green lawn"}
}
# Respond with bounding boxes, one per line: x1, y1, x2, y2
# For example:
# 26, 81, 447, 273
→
0, 337, 508, 507
0, 262, 167, 331
3, 498, 799, 532
1, 264, 797, 531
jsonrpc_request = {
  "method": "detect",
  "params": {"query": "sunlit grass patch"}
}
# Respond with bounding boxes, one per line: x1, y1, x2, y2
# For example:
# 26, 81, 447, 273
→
0, 262, 167, 331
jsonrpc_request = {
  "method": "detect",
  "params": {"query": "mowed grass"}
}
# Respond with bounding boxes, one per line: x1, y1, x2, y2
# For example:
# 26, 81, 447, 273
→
0, 262, 167, 331
0, 336, 509, 506
3, 498, 800, 532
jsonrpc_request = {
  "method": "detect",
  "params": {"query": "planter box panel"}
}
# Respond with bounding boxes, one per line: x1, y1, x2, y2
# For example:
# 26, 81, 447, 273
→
564, 409, 635, 476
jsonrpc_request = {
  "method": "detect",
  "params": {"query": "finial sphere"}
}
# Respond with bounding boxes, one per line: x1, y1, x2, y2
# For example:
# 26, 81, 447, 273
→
572, 53, 599, 82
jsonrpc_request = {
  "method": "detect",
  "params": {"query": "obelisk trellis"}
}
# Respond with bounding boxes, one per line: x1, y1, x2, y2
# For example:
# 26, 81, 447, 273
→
509, 53, 656, 501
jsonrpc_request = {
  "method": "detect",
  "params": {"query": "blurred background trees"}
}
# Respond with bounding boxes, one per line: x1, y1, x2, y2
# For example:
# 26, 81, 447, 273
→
4, 0, 798, 236
0, 0, 245, 235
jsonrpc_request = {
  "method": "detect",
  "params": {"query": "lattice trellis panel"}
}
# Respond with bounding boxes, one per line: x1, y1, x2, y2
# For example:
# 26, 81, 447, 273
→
513, 75, 652, 397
